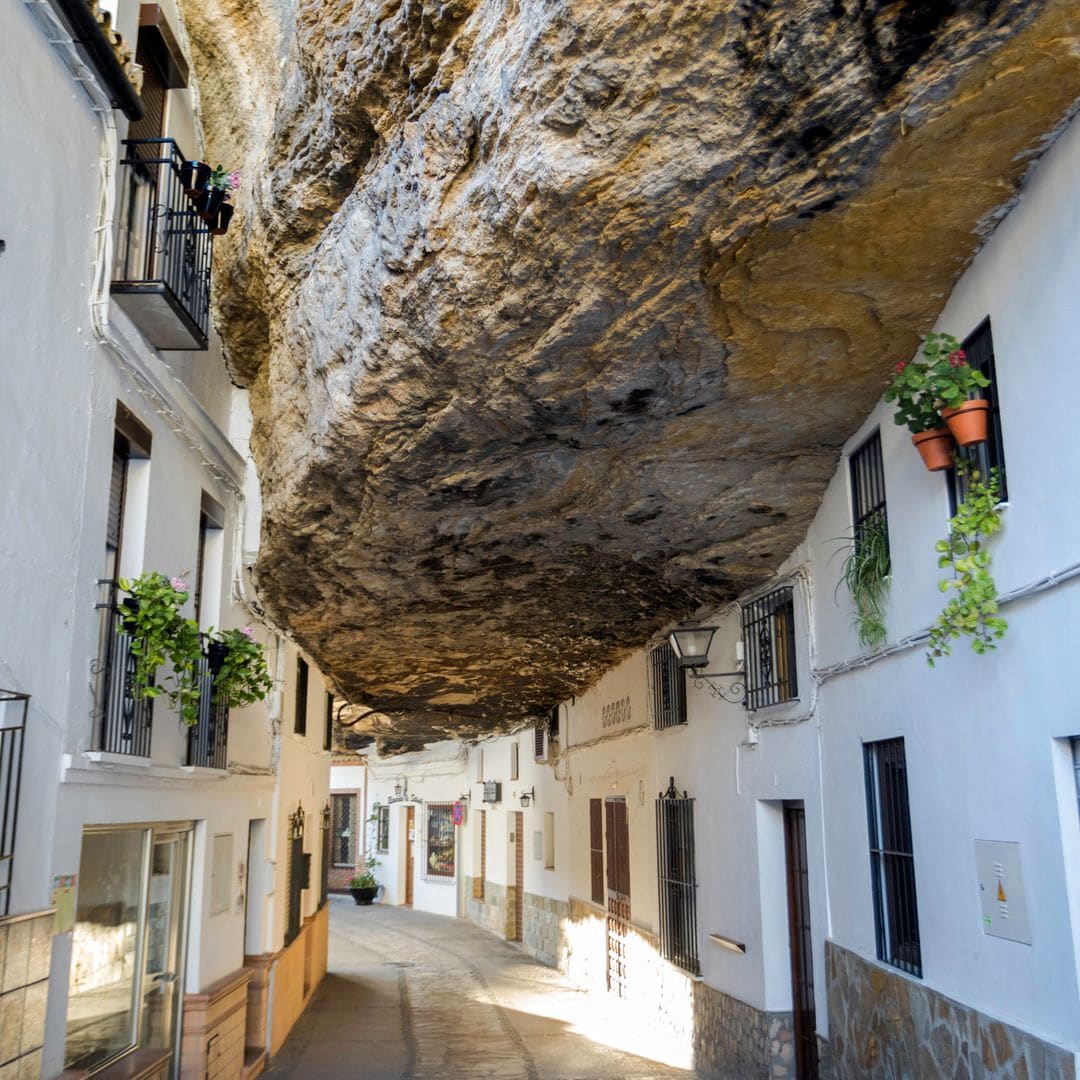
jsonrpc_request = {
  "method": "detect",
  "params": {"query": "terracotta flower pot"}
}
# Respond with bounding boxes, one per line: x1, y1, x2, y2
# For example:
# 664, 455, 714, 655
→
911, 428, 954, 472
941, 399, 989, 446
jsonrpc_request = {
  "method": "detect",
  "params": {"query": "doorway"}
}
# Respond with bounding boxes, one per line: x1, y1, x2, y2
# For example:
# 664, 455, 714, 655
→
511, 812, 524, 942
404, 806, 415, 906
604, 798, 630, 997
783, 802, 819, 1080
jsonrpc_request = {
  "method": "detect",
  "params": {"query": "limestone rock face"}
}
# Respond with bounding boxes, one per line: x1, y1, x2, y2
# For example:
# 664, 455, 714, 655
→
179, 0, 1080, 745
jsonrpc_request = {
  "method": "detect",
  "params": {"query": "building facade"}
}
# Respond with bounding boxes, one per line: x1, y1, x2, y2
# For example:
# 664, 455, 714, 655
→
2, 2, 331, 1077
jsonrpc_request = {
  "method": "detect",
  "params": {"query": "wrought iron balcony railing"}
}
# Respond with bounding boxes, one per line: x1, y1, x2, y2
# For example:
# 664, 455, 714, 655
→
93, 581, 154, 757
186, 645, 229, 770
111, 138, 212, 351
0, 690, 29, 917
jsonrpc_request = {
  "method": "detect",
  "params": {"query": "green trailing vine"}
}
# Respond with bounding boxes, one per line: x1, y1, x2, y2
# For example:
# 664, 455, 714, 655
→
927, 467, 1007, 666
836, 511, 891, 650
212, 626, 273, 708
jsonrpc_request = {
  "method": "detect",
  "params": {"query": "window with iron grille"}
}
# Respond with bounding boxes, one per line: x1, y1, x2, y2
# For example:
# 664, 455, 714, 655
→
850, 430, 890, 566
865, 738, 921, 977
742, 587, 798, 710
285, 807, 305, 946
589, 799, 604, 904
649, 643, 687, 729
425, 803, 456, 879
376, 804, 390, 854
656, 778, 700, 975
950, 319, 1007, 511
331, 794, 356, 867
294, 656, 308, 735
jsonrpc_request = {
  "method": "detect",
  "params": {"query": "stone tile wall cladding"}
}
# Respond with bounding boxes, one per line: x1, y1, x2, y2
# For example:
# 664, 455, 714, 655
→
0, 910, 52, 1080
826, 942, 1076, 1079
464, 877, 509, 939
522, 892, 568, 969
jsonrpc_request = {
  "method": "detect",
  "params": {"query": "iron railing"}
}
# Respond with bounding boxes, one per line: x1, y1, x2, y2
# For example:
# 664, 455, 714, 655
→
185, 644, 229, 770
0, 691, 29, 917
649, 643, 687, 729
741, 586, 798, 710
112, 138, 212, 348
865, 738, 922, 977
656, 778, 700, 976
93, 581, 154, 757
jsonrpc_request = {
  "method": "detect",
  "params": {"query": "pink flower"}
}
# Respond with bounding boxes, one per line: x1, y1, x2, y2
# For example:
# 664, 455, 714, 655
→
240, 626, 256, 640
170, 576, 188, 593
947, 350, 967, 368
895, 361, 907, 374
227, 170, 241, 189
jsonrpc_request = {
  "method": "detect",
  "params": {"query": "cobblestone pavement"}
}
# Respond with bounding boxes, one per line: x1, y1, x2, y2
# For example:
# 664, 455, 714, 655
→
265, 895, 696, 1079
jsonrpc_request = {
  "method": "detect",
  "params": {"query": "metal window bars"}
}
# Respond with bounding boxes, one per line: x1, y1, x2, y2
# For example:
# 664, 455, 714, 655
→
93, 580, 154, 757
850, 430, 890, 564
649, 643, 687, 729
185, 642, 229, 770
656, 778, 700, 976
741, 586, 798, 711
285, 805, 305, 945
865, 738, 922, 977
320, 803, 331, 908
0, 691, 29, 917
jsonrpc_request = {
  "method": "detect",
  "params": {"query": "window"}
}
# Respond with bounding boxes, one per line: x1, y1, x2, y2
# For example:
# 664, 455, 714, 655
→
850, 430, 889, 566
472, 810, 486, 900
742, 587, 797, 710
649, 643, 686, 729
543, 812, 555, 870
548, 704, 560, 740
331, 794, 356, 867
534, 723, 546, 761
656, 780, 700, 975
375, 805, 390, 854
324, 692, 334, 752
510, 740, 519, 780
425, 803, 456, 879
65, 827, 190, 1073
294, 657, 309, 735
105, 405, 152, 580
865, 738, 921, 977
950, 319, 1007, 509
193, 493, 224, 628
476, 747, 484, 783
589, 799, 604, 904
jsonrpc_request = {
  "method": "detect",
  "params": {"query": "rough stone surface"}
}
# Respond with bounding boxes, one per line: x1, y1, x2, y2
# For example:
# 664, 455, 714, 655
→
826, 941, 1076, 1079
178, 0, 1080, 743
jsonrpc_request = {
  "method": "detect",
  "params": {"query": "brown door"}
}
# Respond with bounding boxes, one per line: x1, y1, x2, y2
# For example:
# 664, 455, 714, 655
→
605, 797, 630, 997
784, 803, 819, 1080
512, 812, 524, 941
405, 806, 415, 906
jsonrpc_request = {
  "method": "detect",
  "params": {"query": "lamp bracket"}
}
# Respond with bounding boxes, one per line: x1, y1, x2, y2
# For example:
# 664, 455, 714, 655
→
690, 670, 747, 706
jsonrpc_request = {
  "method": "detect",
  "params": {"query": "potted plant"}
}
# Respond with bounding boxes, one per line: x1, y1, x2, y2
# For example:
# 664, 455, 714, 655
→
883, 355, 954, 471
180, 160, 212, 200
209, 626, 273, 708
196, 166, 241, 228
925, 334, 991, 446
349, 857, 381, 905
116, 572, 203, 724
926, 467, 1007, 665
835, 511, 891, 649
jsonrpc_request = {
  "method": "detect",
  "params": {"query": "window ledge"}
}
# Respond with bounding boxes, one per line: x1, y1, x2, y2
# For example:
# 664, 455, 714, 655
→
85, 751, 152, 768
178, 765, 229, 779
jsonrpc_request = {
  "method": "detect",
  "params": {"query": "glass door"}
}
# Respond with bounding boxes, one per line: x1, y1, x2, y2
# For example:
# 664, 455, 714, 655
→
141, 832, 189, 1070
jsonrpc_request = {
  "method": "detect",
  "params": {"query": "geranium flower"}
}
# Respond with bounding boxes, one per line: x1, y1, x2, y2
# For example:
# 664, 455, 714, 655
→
240, 626, 256, 640
227, 170, 241, 189
947, 350, 967, 367
895, 361, 907, 374
170, 576, 188, 593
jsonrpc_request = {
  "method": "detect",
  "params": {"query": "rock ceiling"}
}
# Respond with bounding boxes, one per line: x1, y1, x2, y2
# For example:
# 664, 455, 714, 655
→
178, 0, 1080, 747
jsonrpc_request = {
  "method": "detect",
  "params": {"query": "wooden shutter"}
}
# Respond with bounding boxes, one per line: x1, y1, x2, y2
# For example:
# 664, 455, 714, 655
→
107, 443, 127, 554
589, 799, 604, 904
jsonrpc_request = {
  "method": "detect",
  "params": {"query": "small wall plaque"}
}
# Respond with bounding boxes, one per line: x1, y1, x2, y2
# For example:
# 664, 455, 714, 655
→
482, 781, 501, 804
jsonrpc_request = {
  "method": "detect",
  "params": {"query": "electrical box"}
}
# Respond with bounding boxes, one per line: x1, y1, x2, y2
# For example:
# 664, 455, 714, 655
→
974, 840, 1031, 944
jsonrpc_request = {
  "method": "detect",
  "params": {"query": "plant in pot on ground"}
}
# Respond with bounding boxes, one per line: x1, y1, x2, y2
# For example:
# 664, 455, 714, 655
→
210, 625, 273, 708
926, 467, 1007, 666
349, 857, 381, 905
835, 510, 891, 650
117, 572, 203, 724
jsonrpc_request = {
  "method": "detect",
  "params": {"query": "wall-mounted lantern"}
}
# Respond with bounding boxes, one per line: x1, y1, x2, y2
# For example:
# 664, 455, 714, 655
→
519, 787, 536, 808
667, 625, 746, 705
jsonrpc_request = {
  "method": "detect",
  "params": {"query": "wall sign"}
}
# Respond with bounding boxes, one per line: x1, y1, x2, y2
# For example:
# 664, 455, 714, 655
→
482, 781, 501, 804
974, 839, 1031, 944
452, 801, 465, 826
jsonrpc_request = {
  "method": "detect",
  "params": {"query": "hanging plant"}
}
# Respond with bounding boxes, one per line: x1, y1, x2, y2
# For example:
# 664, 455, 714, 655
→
835, 512, 891, 650
210, 626, 273, 708
926, 467, 1007, 666
116, 572, 203, 724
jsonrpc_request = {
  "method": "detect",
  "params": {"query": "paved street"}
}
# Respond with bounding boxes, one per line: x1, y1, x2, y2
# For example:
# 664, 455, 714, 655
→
265, 896, 695, 1079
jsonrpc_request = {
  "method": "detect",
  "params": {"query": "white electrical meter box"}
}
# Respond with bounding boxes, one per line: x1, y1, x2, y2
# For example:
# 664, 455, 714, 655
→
974, 840, 1031, 944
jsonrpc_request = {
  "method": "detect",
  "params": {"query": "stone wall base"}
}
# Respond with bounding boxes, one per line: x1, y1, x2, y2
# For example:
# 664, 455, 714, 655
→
0, 909, 53, 1080
826, 941, 1077, 1079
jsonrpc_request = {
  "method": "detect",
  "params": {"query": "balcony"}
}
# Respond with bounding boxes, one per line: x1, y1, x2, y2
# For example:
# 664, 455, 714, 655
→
186, 647, 230, 770
94, 582, 154, 757
0, 691, 29, 917
111, 139, 212, 351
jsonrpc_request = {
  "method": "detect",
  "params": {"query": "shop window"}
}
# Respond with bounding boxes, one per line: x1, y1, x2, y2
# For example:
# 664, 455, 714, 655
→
425, 803, 456, 879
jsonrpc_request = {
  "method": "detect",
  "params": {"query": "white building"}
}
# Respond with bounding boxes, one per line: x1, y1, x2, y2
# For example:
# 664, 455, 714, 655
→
1, 2, 332, 1078
329, 104, 1080, 1080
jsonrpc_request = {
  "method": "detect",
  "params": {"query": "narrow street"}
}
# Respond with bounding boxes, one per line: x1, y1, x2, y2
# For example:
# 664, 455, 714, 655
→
265, 896, 696, 1080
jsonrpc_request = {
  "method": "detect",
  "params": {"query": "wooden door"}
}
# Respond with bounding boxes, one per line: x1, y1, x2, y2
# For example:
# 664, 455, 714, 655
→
405, 806, 415, 906
512, 811, 524, 941
784, 803, 819, 1080
605, 798, 630, 997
